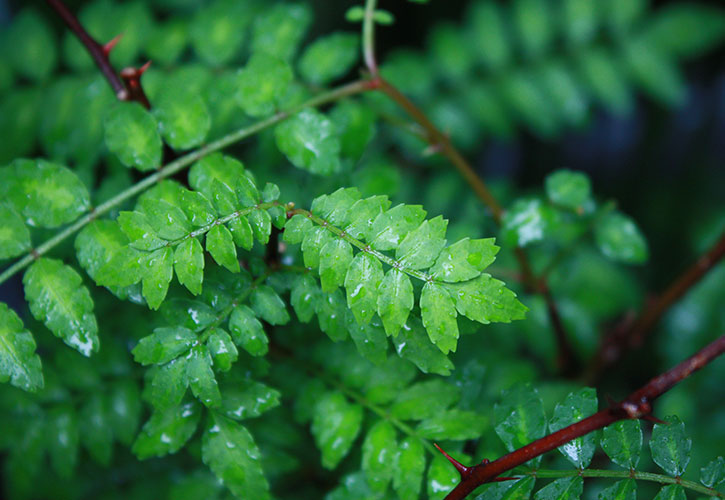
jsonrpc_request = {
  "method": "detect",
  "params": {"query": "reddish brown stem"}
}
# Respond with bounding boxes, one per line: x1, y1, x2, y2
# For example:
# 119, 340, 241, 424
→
593, 231, 725, 378
444, 335, 725, 500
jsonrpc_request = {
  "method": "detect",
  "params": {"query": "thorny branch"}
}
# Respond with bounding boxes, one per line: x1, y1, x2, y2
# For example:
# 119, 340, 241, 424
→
440, 335, 725, 500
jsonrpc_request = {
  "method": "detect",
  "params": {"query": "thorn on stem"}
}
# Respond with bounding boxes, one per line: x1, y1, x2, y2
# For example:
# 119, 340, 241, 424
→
103, 33, 123, 56
643, 414, 667, 425
434, 443, 471, 479
492, 477, 518, 482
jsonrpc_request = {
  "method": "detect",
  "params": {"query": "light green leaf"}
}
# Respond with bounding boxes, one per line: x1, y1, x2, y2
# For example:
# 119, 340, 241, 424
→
236, 51, 292, 117
362, 419, 397, 492
299, 32, 359, 85
235, 175, 260, 208
291, 274, 319, 323
219, 380, 281, 420
549, 388, 598, 468
133, 402, 202, 459
251, 285, 290, 326
95, 246, 146, 288
132, 326, 196, 366
430, 238, 499, 282
142, 247, 174, 310
446, 274, 527, 324
502, 198, 555, 247
396, 216, 447, 270
330, 100, 377, 159
2, 159, 90, 228
315, 289, 350, 342
275, 109, 341, 176
187, 345, 222, 408
534, 476, 583, 500
545, 170, 592, 211
249, 209, 271, 244
252, 3, 311, 61
700, 457, 725, 487
392, 318, 454, 376
189, 0, 250, 66
653, 485, 686, 500
595, 212, 648, 264
319, 238, 353, 292
368, 204, 427, 251
393, 436, 426, 500
427, 452, 464, 500
650, 415, 691, 476
503, 477, 536, 500
417, 409, 488, 440
494, 383, 546, 467
598, 479, 636, 500
75, 220, 129, 283
206, 224, 239, 273
311, 391, 364, 469
180, 190, 217, 227
601, 419, 642, 469
104, 102, 162, 171
5, 9, 57, 81
345, 195, 391, 240
117, 211, 166, 251
189, 153, 245, 201
302, 226, 335, 268
154, 85, 211, 150
0, 205, 30, 260
345, 252, 384, 325
202, 413, 270, 500
377, 269, 414, 337
345, 311, 388, 365
0, 302, 43, 392
210, 178, 238, 216
23, 258, 98, 356
513, 0, 554, 58
311, 188, 362, 228
175, 238, 204, 295
206, 328, 238, 372
229, 305, 269, 357
283, 214, 313, 244
150, 357, 189, 410
391, 379, 461, 421
467, 1, 511, 71
420, 282, 459, 354
228, 216, 254, 250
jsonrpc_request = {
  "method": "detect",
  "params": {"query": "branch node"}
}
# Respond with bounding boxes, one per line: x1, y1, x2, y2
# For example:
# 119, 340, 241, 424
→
434, 443, 471, 479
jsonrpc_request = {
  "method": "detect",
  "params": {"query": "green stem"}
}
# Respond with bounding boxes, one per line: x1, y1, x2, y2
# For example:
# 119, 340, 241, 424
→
0, 79, 371, 287
363, 0, 379, 74
289, 208, 434, 283
524, 469, 724, 498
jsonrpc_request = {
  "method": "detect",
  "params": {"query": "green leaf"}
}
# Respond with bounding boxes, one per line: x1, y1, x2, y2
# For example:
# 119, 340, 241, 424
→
202, 413, 271, 500
299, 32, 359, 85
650, 415, 692, 476
252, 3, 311, 61
601, 419, 643, 469
206, 328, 238, 372
219, 380, 281, 420
235, 176, 260, 208
362, 419, 397, 492
377, 269, 414, 337
94, 246, 146, 288
368, 204, 427, 251
79, 393, 113, 465
393, 436, 426, 500
331, 100, 377, 159
545, 170, 592, 211
445, 274, 527, 324
2, 159, 90, 228
391, 379, 461, 421
642, 5, 725, 59
396, 216, 447, 270
420, 282, 459, 354
210, 178, 238, 216
229, 305, 269, 357
534, 476, 583, 500
104, 102, 162, 171
345, 252, 384, 325
142, 247, 174, 310
251, 285, 290, 326
0, 205, 30, 260
189, 153, 245, 201
467, 1, 511, 71
180, 190, 217, 227
595, 212, 648, 264
315, 289, 350, 342
291, 274, 319, 323
150, 357, 189, 410
494, 383, 546, 467
598, 479, 636, 500
189, 0, 250, 66
23, 258, 99, 356
417, 409, 488, 440
0, 302, 43, 392
75, 220, 129, 282
47, 405, 79, 478
153, 85, 211, 150
206, 224, 240, 273
652, 485, 686, 500
283, 214, 313, 244
187, 345, 222, 408
549, 388, 598, 468
345, 311, 389, 364
132, 327, 197, 365
392, 318, 454, 375
228, 216, 254, 250
117, 211, 166, 251
427, 452, 464, 500
261, 183, 280, 203
174, 238, 205, 295
5, 9, 57, 81
513, 0, 554, 58
319, 238, 354, 292
133, 402, 202, 459
430, 238, 499, 282
275, 109, 341, 176
624, 39, 685, 106
236, 51, 292, 118
107, 380, 142, 446
312, 187, 362, 227
700, 457, 725, 487
345, 195, 391, 240
577, 48, 632, 115
311, 391, 364, 469
249, 209, 272, 244
502, 198, 556, 247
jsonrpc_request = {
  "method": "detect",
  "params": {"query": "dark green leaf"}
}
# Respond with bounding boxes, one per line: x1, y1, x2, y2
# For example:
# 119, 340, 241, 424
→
219, 380, 281, 420
150, 357, 189, 410
392, 318, 454, 375
545, 170, 592, 210
236, 51, 292, 117
427, 452, 465, 500
700, 457, 725, 487
601, 419, 643, 469
0, 302, 43, 392
251, 285, 290, 325
132, 326, 197, 365
187, 345, 222, 408
133, 402, 202, 459
206, 328, 238, 372
650, 415, 691, 476
0, 205, 30, 260
299, 32, 359, 85
252, 3, 311, 61
534, 476, 583, 500
595, 212, 648, 264
362, 419, 397, 492
549, 388, 598, 468
598, 479, 636, 500
154, 85, 210, 150
229, 305, 269, 357
494, 383, 546, 467
189, 153, 245, 202
390, 379, 461, 421
393, 436, 426, 500
652, 485, 686, 500
417, 409, 488, 440
206, 224, 239, 273
311, 391, 364, 469
290, 274, 319, 323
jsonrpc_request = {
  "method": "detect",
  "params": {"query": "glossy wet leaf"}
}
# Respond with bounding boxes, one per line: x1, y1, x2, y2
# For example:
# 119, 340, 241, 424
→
392, 319, 454, 376
601, 419, 642, 469
23, 258, 99, 356
549, 388, 598, 468
345, 311, 388, 365
189, 153, 246, 202
132, 326, 197, 365
377, 269, 414, 337
420, 282, 459, 354
219, 380, 281, 420
501, 198, 555, 247
0, 205, 30, 260
362, 419, 397, 492
229, 305, 269, 357
598, 479, 636, 500
206, 224, 239, 273
104, 102, 162, 171
700, 457, 725, 487
494, 383, 546, 467
150, 357, 189, 410
427, 452, 465, 500
650, 415, 691, 476
187, 345, 222, 407
311, 391, 364, 469
75, 220, 129, 282
174, 238, 205, 295
595, 212, 648, 264
396, 216, 447, 270
141, 247, 174, 310
502, 477, 536, 500
133, 402, 202, 459
250, 285, 290, 326
417, 409, 488, 440
390, 379, 461, 421
275, 109, 341, 176
393, 436, 426, 500
345, 195, 391, 240
534, 476, 583, 500
283, 214, 313, 244
154, 85, 210, 150
236, 51, 292, 117
206, 328, 237, 372
345, 252, 384, 325
430, 238, 499, 283
545, 169, 592, 210
652, 485, 686, 500
228, 216, 254, 250
249, 209, 271, 244
252, 3, 311, 61
319, 238, 353, 292
202, 413, 271, 500
445, 274, 527, 325
299, 32, 359, 85
0, 302, 43, 392
368, 204, 427, 251
180, 190, 217, 227
117, 211, 166, 251
290, 274, 319, 323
